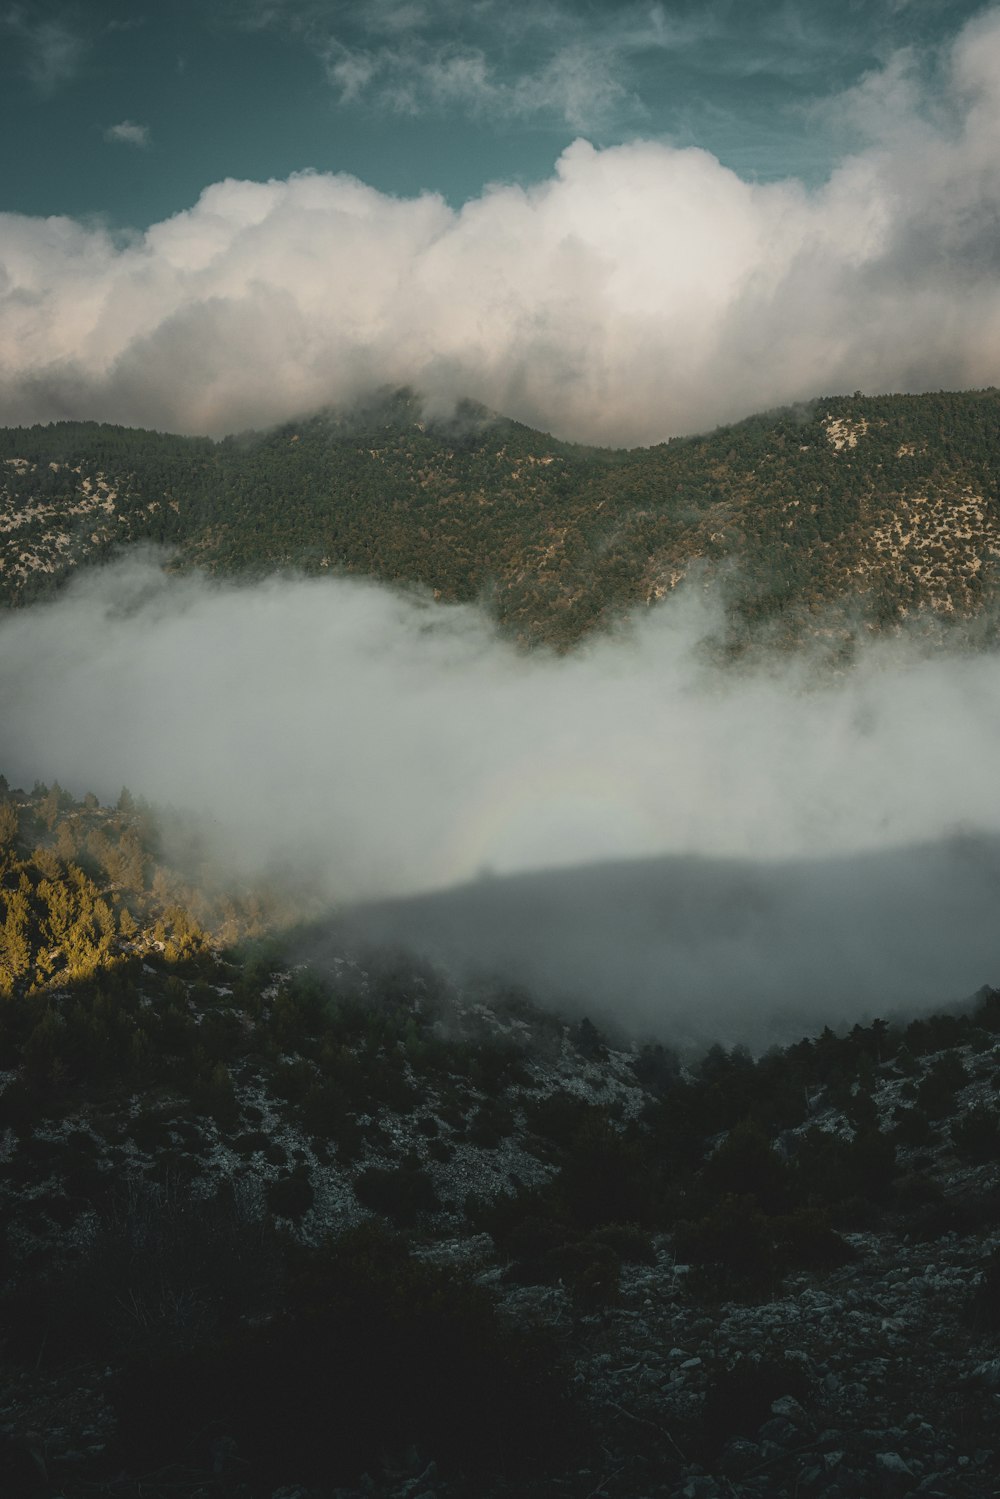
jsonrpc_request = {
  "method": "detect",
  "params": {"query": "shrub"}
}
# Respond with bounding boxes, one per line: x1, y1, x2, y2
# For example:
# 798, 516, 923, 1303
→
674, 1195, 777, 1298
569, 1016, 608, 1060
631, 1041, 680, 1096
893, 1172, 944, 1210
968, 1248, 1000, 1332
893, 1107, 935, 1147
702, 1353, 811, 1454
468, 1099, 515, 1148
266, 1172, 314, 1221
555, 1115, 659, 1228
113, 1222, 575, 1487
355, 1156, 439, 1226
1, 1177, 277, 1366
772, 1208, 857, 1270
951, 1106, 1000, 1162
700, 1120, 795, 1215
916, 1052, 969, 1119
590, 1222, 656, 1264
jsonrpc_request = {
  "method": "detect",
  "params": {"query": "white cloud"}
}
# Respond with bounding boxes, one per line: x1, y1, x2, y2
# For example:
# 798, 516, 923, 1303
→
103, 120, 151, 148
4, 10, 1000, 442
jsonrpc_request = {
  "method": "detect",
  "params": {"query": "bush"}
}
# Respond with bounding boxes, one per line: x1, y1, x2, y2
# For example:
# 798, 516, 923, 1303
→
951, 1106, 1000, 1162
772, 1208, 857, 1270
266, 1172, 314, 1221
555, 1115, 659, 1228
916, 1052, 969, 1120
590, 1221, 656, 1264
700, 1121, 795, 1215
468, 1099, 515, 1148
893, 1172, 944, 1211
968, 1248, 1000, 1332
674, 1195, 778, 1298
113, 1223, 575, 1487
702, 1353, 811, 1454
1, 1177, 277, 1367
355, 1156, 439, 1226
793, 1124, 896, 1207
893, 1107, 935, 1147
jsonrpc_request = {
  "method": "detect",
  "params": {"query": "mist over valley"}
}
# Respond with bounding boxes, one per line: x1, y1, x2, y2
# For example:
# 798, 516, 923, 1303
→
3, 523, 1000, 1044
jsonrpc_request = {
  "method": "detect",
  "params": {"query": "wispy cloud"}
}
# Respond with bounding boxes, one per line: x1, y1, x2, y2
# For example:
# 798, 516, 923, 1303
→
318, 32, 631, 130
2, 6, 87, 95
223, 0, 986, 135
227, 0, 669, 131
103, 119, 151, 149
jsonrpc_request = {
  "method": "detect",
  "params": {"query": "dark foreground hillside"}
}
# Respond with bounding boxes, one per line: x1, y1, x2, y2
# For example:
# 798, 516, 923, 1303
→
2, 386, 1000, 651
2, 781, 1000, 1498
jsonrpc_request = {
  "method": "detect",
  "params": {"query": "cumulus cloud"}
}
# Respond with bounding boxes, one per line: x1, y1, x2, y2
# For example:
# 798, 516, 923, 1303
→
4, 10, 1000, 441
1, 560, 999, 1042
103, 119, 150, 148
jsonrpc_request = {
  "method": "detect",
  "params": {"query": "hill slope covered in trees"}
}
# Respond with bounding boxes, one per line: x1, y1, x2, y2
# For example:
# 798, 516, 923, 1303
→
3, 387, 1000, 650
2, 779, 1000, 1498
4, 390, 1000, 1496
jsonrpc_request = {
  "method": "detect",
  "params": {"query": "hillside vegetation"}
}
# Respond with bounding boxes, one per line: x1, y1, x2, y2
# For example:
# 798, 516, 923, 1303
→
2, 780, 1000, 1497
2, 387, 1000, 649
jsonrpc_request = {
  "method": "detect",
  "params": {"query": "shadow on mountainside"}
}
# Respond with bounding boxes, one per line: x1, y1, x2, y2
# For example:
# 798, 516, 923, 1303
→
317, 833, 1000, 1048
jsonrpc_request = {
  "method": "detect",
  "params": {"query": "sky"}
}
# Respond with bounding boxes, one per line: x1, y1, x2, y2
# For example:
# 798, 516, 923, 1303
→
2, 0, 1000, 441
1, 0, 986, 225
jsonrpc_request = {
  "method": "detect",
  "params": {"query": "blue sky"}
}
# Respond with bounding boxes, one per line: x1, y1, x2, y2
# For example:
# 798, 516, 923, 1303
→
1, 0, 985, 227
2, 1, 1000, 442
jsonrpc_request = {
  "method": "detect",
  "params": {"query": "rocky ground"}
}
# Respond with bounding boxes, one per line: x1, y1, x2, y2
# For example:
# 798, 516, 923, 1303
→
2, 953, 1000, 1499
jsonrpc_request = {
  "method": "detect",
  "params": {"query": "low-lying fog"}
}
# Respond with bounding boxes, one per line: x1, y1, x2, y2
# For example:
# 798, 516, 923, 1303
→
2, 557, 999, 1042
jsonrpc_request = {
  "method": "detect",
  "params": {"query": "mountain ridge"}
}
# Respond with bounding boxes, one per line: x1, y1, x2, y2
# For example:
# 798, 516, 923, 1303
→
3, 385, 1000, 651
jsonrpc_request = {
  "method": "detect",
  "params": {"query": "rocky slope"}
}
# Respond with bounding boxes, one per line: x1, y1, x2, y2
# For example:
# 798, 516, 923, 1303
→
2, 387, 1000, 651
2, 888, 1000, 1497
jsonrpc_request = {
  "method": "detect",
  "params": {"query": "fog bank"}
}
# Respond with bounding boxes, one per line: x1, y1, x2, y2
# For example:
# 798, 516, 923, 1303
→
1, 559, 999, 1035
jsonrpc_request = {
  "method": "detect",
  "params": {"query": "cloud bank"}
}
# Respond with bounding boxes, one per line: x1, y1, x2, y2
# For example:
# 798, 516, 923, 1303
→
2, 8, 1000, 443
2, 560, 999, 1039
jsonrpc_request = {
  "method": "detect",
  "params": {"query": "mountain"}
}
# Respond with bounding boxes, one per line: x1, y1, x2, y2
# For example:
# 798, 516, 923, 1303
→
326, 836, 1000, 1049
4, 393, 1000, 1497
3, 386, 1000, 651
2, 779, 1000, 1498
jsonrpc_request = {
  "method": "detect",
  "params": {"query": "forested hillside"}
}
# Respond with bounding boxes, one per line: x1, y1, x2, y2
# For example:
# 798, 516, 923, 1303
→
3, 778, 1000, 1498
3, 387, 1000, 650
4, 389, 1000, 1497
